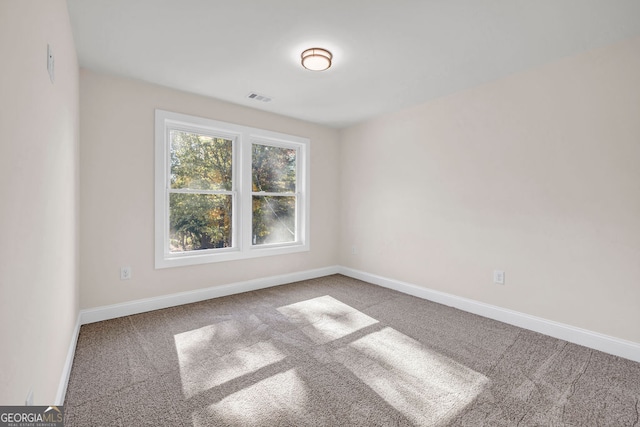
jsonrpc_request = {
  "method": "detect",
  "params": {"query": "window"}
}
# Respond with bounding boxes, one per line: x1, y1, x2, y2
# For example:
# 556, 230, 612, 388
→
155, 110, 309, 268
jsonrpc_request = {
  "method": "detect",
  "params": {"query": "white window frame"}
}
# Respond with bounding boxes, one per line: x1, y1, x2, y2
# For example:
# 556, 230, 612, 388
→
155, 109, 310, 268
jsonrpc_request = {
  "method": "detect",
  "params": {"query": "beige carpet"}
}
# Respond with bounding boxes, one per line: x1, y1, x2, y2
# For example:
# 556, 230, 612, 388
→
64, 275, 640, 426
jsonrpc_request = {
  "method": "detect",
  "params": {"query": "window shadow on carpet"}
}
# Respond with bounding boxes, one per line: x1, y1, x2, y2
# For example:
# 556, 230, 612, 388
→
174, 295, 488, 426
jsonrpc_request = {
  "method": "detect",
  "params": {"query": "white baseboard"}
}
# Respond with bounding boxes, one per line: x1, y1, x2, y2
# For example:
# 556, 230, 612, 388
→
79, 266, 341, 325
59, 263, 639, 404
338, 266, 640, 363
56, 313, 81, 405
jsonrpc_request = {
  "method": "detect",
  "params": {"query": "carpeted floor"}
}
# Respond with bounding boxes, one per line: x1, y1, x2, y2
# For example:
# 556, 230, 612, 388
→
64, 274, 640, 426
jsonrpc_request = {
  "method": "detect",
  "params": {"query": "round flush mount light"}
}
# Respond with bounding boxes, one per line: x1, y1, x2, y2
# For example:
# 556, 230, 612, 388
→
301, 48, 333, 71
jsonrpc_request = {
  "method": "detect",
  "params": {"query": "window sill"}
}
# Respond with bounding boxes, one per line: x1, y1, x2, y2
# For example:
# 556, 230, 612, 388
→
155, 243, 309, 269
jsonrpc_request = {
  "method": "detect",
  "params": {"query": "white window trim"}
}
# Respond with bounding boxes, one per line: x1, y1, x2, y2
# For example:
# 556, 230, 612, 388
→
155, 109, 310, 269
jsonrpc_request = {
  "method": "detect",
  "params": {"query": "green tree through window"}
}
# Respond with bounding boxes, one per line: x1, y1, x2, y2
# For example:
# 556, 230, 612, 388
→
169, 130, 233, 251
252, 144, 297, 245
155, 109, 309, 268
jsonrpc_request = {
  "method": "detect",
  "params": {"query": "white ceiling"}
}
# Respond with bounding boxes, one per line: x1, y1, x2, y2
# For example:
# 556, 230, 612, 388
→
67, 0, 640, 128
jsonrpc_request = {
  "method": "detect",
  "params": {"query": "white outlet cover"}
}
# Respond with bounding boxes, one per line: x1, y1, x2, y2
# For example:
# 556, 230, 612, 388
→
493, 270, 505, 285
120, 266, 132, 280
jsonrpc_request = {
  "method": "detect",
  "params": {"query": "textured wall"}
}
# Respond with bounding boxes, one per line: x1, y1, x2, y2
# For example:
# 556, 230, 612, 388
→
339, 36, 640, 343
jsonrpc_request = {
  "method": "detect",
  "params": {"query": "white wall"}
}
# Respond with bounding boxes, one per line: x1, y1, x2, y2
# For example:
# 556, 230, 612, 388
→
79, 70, 340, 309
0, 1, 80, 404
339, 36, 640, 344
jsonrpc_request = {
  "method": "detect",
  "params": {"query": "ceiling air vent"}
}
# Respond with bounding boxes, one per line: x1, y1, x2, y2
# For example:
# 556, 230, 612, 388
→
246, 92, 272, 103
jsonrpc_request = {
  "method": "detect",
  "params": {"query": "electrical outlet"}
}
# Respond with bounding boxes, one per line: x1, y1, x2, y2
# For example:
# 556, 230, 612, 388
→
493, 270, 505, 285
120, 266, 132, 280
351, 246, 357, 255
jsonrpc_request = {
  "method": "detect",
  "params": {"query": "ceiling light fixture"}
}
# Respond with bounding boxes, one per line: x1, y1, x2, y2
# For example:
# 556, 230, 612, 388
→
301, 48, 332, 71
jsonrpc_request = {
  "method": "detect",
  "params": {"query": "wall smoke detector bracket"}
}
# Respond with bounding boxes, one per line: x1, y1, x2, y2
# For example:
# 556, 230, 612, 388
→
47, 44, 55, 83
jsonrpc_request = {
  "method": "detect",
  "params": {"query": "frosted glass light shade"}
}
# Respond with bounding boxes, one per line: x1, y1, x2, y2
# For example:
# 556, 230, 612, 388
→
301, 48, 332, 71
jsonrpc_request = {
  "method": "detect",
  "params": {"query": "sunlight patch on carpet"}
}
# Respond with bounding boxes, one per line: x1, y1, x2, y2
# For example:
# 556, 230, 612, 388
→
174, 317, 285, 399
277, 295, 378, 344
193, 368, 309, 427
334, 326, 489, 425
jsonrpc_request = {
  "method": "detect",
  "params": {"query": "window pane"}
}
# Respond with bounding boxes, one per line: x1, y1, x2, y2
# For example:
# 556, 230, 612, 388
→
169, 193, 232, 252
252, 196, 296, 245
252, 144, 296, 193
170, 130, 232, 191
